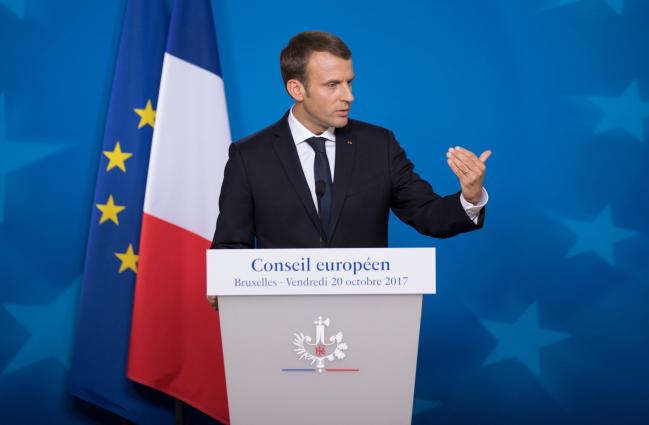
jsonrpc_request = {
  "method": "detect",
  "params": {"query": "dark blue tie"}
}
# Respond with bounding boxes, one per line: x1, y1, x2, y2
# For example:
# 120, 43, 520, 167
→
305, 136, 333, 239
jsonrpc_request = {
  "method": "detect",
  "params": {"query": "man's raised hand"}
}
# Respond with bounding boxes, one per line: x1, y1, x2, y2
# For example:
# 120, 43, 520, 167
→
446, 146, 492, 204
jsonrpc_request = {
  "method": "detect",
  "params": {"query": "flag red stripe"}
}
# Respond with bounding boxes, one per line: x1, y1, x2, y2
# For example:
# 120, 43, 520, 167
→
128, 213, 229, 423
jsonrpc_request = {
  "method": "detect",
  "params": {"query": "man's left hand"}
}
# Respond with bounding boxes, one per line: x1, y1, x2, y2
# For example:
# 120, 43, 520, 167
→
446, 146, 492, 204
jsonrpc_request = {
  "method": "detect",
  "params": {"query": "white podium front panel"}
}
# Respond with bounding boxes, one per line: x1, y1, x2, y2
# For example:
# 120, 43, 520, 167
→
208, 247, 434, 424
218, 294, 422, 425
207, 247, 435, 296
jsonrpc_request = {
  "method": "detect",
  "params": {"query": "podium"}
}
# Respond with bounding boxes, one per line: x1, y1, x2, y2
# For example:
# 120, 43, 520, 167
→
207, 248, 435, 425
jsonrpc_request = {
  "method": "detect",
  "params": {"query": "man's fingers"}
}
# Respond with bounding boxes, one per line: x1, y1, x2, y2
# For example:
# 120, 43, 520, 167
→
207, 295, 219, 310
447, 158, 468, 181
479, 150, 492, 163
446, 148, 469, 170
448, 147, 481, 173
446, 151, 469, 174
450, 146, 475, 163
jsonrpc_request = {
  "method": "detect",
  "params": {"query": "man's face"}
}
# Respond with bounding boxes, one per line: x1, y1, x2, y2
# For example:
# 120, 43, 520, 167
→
293, 51, 355, 134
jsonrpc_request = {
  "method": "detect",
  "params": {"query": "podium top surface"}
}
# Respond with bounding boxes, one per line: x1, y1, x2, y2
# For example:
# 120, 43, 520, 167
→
207, 247, 436, 296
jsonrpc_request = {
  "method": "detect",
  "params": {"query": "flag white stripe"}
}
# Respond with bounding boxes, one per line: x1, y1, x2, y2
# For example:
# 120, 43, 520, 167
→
144, 53, 231, 241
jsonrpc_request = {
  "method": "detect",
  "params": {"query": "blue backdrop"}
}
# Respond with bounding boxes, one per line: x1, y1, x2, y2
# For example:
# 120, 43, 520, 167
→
1, 0, 648, 424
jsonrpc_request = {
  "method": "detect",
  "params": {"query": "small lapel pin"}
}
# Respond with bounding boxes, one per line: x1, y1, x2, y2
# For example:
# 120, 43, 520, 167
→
347, 140, 353, 145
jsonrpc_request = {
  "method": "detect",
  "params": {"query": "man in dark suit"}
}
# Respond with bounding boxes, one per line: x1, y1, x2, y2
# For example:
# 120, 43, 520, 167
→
208, 31, 490, 305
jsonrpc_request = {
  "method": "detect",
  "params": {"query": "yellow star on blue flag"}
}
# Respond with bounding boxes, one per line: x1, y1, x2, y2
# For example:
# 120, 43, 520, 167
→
133, 99, 156, 129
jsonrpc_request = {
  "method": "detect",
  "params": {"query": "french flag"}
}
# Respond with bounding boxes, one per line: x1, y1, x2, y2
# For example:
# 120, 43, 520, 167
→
127, 0, 230, 422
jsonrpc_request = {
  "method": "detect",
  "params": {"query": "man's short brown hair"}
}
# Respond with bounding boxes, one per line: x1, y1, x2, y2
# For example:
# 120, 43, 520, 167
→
280, 31, 352, 86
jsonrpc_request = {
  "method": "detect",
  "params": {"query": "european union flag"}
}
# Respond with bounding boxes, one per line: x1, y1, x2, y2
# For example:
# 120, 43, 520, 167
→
68, 0, 174, 422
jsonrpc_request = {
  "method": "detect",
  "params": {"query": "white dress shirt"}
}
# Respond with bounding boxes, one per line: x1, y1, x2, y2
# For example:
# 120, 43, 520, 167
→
287, 107, 487, 224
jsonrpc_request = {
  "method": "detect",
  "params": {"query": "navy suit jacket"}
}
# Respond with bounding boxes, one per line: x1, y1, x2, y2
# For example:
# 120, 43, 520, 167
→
211, 112, 483, 249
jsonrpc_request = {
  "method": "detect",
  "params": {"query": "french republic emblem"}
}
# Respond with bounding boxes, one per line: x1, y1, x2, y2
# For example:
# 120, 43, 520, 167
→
293, 316, 348, 372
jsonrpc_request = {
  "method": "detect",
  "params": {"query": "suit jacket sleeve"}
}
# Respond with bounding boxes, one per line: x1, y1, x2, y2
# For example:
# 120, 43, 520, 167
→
388, 131, 484, 238
210, 143, 255, 249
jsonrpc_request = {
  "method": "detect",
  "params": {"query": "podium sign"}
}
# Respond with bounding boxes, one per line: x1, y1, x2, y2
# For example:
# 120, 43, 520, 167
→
207, 248, 435, 425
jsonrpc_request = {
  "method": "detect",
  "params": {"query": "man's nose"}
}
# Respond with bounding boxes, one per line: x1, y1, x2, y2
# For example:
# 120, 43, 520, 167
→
341, 83, 354, 103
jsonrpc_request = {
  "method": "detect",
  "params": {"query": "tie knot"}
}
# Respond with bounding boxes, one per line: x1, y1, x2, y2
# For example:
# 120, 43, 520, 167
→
305, 136, 328, 153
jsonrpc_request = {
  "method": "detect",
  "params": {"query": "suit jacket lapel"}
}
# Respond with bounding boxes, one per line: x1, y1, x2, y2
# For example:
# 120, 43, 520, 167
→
271, 113, 321, 232
329, 122, 356, 240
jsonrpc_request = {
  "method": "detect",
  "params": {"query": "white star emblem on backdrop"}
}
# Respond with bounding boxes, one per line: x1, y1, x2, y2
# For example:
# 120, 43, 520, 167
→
2, 279, 80, 374
589, 80, 649, 141
561, 206, 638, 266
481, 303, 571, 377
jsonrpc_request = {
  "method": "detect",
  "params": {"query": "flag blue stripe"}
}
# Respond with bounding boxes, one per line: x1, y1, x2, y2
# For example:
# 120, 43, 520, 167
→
166, 0, 222, 76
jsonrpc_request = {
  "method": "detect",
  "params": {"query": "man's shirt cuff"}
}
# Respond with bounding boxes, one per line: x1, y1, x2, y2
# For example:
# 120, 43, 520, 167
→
460, 188, 488, 224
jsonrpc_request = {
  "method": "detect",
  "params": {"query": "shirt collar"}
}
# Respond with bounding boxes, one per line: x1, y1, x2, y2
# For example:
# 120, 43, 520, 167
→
288, 106, 336, 146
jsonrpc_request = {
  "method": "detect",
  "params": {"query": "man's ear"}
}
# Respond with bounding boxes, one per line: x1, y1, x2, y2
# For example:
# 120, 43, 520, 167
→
286, 79, 306, 102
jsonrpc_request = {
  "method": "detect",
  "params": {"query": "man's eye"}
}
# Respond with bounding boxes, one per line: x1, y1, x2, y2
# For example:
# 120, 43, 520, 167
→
328, 82, 337, 88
